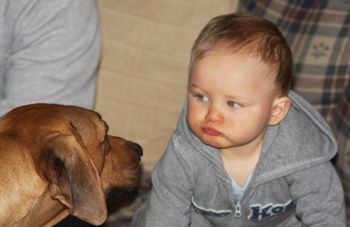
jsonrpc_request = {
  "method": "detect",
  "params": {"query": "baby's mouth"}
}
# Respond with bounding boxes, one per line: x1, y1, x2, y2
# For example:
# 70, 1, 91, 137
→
202, 127, 222, 136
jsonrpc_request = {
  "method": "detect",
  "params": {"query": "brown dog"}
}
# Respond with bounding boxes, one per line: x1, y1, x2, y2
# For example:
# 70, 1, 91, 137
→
0, 103, 142, 226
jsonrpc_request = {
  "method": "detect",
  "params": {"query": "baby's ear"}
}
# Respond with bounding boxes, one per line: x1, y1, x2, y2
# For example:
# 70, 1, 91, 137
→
268, 96, 291, 126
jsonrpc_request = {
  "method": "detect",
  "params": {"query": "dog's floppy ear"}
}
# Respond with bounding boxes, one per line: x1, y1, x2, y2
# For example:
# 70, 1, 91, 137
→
38, 133, 107, 225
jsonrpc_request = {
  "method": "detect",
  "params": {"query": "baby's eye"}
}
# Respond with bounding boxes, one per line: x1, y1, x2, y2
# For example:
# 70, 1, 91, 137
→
227, 101, 241, 108
195, 94, 209, 102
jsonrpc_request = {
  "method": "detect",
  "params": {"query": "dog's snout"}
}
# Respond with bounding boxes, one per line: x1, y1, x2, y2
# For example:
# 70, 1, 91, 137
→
127, 141, 143, 157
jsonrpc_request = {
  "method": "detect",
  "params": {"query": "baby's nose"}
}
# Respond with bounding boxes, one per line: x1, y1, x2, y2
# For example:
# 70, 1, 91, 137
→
205, 106, 223, 122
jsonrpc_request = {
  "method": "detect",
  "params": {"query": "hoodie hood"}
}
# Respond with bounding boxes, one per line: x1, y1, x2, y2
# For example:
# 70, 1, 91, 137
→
176, 91, 338, 185
254, 91, 338, 185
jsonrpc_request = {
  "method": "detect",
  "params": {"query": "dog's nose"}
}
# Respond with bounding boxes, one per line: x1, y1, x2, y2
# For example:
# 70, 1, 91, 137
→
127, 141, 143, 157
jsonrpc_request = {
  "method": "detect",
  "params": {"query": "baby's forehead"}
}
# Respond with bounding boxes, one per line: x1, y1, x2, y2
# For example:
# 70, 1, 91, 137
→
192, 49, 280, 91
200, 46, 279, 73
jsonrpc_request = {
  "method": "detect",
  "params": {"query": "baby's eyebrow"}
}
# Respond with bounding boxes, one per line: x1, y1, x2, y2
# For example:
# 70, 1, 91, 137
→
189, 83, 200, 89
225, 94, 253, 103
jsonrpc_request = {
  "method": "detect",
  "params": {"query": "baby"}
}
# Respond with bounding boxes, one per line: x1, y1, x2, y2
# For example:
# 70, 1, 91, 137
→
133, 12, 345, 226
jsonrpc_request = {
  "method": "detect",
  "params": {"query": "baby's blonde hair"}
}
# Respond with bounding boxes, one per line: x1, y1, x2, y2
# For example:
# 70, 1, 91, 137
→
189, 12, 293, 96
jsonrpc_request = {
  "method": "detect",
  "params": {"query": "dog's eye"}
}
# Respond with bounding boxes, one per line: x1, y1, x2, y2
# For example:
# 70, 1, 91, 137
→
52, 155, 65, 176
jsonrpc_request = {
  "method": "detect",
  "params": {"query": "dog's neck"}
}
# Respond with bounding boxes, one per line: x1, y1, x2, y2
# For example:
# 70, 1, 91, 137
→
21, 188, 69, 227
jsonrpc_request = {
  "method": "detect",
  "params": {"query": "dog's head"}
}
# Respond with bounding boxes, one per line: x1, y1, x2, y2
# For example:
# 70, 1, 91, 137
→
0, 103, 142, 226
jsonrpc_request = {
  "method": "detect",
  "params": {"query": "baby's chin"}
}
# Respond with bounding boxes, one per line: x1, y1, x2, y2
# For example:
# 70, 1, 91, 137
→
199, 136, 227, 149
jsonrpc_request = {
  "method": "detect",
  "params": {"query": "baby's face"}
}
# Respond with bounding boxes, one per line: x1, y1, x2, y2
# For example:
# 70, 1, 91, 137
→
187, 50, 279, 150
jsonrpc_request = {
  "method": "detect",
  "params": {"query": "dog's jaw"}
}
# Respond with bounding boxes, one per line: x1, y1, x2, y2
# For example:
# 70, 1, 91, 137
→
101, 136, 142, 193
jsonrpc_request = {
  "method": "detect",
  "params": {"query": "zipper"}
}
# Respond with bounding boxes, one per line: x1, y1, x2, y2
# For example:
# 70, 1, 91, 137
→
234, 201, 242, 217
233, 183, 255, 219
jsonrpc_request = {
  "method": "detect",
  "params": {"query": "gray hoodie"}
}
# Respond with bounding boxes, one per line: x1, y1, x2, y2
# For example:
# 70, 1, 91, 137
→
133, 91, 345, 227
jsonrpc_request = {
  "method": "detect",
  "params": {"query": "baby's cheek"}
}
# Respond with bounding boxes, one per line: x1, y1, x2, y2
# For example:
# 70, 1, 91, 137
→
187, 114, 199, 132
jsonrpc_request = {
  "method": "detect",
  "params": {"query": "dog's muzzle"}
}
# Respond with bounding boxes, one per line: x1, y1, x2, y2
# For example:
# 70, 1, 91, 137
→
127, 141, 143, 157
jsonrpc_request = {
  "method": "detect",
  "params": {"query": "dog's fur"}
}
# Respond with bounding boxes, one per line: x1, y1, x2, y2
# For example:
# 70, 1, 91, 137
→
0, 103, 142, 226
